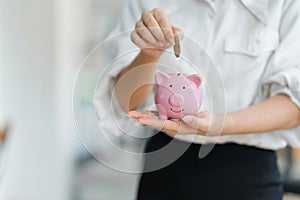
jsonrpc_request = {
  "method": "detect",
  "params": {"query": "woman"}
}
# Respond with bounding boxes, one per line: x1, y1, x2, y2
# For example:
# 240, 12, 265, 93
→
96, 0, 300, 199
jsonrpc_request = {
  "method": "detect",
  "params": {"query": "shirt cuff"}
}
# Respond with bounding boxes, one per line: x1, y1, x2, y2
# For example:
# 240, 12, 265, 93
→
260, 66, 300, 108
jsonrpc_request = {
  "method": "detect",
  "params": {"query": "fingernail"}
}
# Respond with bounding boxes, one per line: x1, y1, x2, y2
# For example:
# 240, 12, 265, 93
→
183, 116, 194, 124
175, 32, 183, 40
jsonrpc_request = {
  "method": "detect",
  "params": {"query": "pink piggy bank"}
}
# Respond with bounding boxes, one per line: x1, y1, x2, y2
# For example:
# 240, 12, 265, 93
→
154, 72, 203, 120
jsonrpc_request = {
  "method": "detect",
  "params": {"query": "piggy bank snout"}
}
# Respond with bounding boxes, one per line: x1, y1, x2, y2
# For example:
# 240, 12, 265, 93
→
169, 94, 184, 107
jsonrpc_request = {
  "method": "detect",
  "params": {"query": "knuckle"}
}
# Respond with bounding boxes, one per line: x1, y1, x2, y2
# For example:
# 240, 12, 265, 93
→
144, 19, 154, 27
130, 31, 138, 43
136, 20, 142, 26
152, 7, 162, 14
141, 11, 149, 18
130, 32, 135, 40
135, 20, 143, 30
156, 16, 168, 27
142, 18, 155, 29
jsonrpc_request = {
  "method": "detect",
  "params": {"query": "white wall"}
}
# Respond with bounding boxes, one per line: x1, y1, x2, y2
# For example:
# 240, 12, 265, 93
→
0, 0, 74, 199
0, 0, 126, 199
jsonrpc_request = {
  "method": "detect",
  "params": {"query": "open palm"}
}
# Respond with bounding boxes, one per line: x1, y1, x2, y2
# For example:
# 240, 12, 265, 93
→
129, 110, 217, 136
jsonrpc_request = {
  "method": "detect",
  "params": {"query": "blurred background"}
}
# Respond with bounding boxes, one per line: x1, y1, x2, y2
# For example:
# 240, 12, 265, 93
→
0, 0, 299, 199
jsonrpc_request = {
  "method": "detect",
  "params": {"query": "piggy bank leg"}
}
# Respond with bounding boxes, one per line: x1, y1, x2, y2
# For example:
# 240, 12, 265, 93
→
155, 104, 168, 120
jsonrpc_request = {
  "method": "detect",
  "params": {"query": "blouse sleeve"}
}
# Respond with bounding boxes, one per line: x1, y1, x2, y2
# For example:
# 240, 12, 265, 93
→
94, 0, 151, 137
258, 0, 300, 147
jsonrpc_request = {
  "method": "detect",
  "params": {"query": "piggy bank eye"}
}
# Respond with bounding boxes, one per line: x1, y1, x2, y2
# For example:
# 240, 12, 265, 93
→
182, 86, 186, 90
169, 84, 173, 88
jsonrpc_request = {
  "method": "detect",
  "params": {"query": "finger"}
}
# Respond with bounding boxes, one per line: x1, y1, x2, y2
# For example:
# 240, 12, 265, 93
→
164, 131, 177, 137
140, 110, 157, 119
141, 11, 166, 43
152, 8, 174, 45
139, 116, 202, 135
171, 25, 184, 40
131, 30, 153, 49
128, 110, 144, 118
138, 117, 166, 131
162, 121, 198, 135
182, 115, 208, 130
135, 20, 163, 47
137, 114, 203, 135
138, 116, 183, 134
128, 110, 157, 119
196, 111, 210, 118
166, 125, 203, 136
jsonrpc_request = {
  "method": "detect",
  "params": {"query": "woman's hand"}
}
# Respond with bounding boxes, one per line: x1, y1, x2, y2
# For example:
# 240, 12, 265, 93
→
128, 95, 300, 137
131, 8, 183, 57
128, 110, 220, 136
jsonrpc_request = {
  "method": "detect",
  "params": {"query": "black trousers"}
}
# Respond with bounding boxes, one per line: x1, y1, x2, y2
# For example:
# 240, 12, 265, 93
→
137, 132, 283, 200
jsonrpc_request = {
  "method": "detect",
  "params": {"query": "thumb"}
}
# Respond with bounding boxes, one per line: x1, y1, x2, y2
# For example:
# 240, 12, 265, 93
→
171, 25, 184, 40
182, 115, 206, 129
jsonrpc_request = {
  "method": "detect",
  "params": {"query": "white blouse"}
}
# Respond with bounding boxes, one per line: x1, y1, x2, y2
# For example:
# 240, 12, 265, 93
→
94, 0, 300, 150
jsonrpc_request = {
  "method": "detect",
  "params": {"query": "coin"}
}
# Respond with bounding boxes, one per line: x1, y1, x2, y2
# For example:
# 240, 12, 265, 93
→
174, 34, 181, 58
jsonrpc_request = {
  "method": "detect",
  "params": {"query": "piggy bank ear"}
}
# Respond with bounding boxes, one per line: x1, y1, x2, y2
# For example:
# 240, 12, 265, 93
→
155, 72, 169, 85
187, 74, 202, 88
